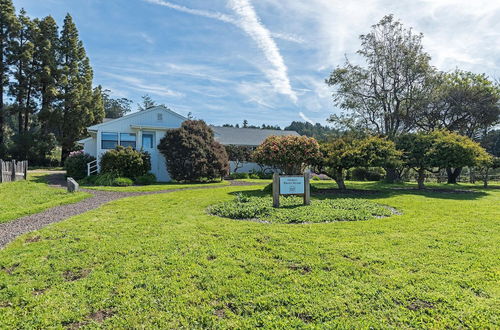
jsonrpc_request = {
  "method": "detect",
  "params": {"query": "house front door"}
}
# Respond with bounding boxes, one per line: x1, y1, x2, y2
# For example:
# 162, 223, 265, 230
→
140, 131, 164, 182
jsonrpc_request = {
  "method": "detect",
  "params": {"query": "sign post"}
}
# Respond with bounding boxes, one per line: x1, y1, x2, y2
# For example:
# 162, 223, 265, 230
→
272, 171, 310, 207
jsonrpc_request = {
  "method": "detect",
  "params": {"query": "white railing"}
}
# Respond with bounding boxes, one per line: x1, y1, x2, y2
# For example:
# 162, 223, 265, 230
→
87, 160, 98, 176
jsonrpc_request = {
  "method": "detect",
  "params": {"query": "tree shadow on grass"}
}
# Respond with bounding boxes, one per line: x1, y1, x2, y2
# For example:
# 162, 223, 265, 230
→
229, 184, 489, 201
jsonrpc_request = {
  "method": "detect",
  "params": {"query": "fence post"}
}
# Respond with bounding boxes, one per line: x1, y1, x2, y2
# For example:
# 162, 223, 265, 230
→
23, 160, 28, 180
11, 160, 16, 182
0, 160, 3, 183
272, 173, 280, 208
303, 170, 311, 205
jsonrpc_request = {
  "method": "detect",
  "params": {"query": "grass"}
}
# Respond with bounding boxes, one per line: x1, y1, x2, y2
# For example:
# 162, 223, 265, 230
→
209, 194, 393, 223
0, 181, 499, 327
82, 180, 229, 192
0, 173, 90, 224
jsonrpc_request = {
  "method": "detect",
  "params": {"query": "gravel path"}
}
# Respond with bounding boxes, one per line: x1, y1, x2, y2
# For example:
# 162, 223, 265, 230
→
0, 175, 259, 249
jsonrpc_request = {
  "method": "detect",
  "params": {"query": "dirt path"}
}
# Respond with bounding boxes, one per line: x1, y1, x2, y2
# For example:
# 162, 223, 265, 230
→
0, 174, 258, 249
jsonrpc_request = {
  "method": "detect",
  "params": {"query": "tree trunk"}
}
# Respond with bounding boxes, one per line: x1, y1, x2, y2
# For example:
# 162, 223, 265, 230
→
334, 168, 346, 190
417, 168, 426, 190
446, 167, 462, 184
469, 167, 475, 184
483, 168, 489, 188
0, 40, 4, 147
384, 166, 401, 183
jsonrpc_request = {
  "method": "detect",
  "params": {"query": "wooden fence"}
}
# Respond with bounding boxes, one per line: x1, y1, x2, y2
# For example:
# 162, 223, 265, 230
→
0, 160, 28, 183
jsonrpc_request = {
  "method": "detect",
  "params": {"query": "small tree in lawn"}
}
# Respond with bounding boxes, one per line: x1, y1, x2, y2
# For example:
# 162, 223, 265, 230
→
319, 136, 399, 190
225, 145, 253, 173
397, 133, 436, 189
158, 120, 229, 182
430, 130, 490, 184
252, 135, 321, 175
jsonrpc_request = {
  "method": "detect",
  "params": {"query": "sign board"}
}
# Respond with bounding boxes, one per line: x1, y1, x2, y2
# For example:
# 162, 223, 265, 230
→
279, 176, 304, 195
272, 172, 310, 207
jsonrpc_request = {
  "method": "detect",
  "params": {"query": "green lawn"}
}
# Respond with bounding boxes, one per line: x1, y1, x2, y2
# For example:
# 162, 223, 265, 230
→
0, 173, 90, 224
82, 180, 229, 192
0, 182, 498, 328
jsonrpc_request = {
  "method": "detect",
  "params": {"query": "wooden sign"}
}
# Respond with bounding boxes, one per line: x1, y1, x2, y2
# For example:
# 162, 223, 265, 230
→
272, 171, 310, 207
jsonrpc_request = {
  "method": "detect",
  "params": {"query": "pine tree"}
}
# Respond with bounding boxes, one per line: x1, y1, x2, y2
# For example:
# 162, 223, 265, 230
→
57, 13, 96, 161
9, 9, 37, 134
0, 0, 19, 150
35, 15, 59, 134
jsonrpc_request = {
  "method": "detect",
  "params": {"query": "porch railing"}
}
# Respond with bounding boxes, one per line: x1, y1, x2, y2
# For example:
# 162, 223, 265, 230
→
87, 160, 98, 176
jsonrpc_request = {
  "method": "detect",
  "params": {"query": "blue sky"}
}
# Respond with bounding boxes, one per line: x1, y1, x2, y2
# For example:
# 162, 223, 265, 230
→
13, 0, 500, 127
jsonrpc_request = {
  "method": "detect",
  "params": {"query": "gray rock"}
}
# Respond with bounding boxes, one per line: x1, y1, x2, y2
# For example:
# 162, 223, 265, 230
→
67, 177, 79, 192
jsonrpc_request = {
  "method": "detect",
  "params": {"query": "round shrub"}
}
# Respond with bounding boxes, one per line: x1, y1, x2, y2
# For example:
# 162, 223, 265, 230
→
158, 120, 229, 182
64, 151, 96, 180
349, 167, 386, 181
229, 172, 249, 179
113, 177, 134, 186
135, 173, 157, 185
99, 146, 151, 179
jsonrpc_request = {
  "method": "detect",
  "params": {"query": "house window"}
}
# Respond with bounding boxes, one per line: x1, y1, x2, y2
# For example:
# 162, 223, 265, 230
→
157, 113, 163, 121
101, 132, 118, 149
120, 133, 136, 148
142, 132, 155, 149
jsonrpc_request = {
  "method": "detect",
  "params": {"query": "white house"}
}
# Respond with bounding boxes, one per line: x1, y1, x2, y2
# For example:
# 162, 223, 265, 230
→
78, 106, 299, 182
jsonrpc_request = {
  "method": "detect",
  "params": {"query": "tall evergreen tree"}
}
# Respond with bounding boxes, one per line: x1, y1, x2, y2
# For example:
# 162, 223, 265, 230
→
0, 0, 19, 150
35, 15, 59, 134
57, 14, 96, 161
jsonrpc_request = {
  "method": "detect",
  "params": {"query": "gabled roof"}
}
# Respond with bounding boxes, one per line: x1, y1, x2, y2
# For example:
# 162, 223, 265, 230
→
87, 106, 187, 131
211, 126, 300, 146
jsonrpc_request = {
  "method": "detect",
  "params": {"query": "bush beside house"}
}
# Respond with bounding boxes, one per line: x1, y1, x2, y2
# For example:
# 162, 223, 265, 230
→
64, 151, 96, 180
99, 146, 151, 179
158, 120, 229, 182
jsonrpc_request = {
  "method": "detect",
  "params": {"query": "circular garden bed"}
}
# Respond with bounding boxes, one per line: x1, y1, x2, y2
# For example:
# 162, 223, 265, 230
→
208, 194, 396, 224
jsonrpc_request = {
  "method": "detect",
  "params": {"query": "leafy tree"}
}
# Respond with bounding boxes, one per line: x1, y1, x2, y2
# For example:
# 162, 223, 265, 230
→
252, 135, 321, 175
326, 15, 435, 139
476, 156, 499, 188
158, 120, 229, 182
318, 136, 399, 190
0, 0, 19, 152
481, 129, 500, 157
225, 144, 253, 172
418, 70, 500, 139
242, 119, 248, 128
326, 15, 435, 182
101, 89, 132, 118
429, 130, 490, 184
397, 133, 437, 189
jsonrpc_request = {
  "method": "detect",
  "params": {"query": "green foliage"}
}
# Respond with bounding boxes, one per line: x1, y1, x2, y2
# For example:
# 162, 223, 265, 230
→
102, 89, 132, 118
99, 146, 151, 180
319, 136, 399, 189
209, 194, 392, 223
94, 172, 118, 186
229, 172, 249, 179
134, 173, 157, 185
327, 15, 434, 138
63, 150, 96, 180
349, 167, 386, 181
284, 121, 339, 141
158, 120, 229, 182
481, 129, 500, 157
252, 135, 321, 174
112, 177, 133, 187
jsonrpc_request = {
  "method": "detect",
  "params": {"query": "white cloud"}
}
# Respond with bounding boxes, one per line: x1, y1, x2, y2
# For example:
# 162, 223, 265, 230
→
299, 112, 313, 124
143, 0, 236, 24
103, 72, 184, 98
228, 0, 297, 102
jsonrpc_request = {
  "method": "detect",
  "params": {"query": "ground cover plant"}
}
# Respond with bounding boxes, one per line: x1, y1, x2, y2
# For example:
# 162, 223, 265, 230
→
208, 194, 393, 223
0, 173, 90, 224
0, 181, 498, 328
